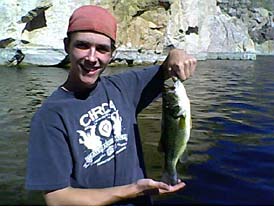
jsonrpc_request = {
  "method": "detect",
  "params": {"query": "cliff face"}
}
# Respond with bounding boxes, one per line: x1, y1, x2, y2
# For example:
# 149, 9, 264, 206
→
0, 0, 273, 65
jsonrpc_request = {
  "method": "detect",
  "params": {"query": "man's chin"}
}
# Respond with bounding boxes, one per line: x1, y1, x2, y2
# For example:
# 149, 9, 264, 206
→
84, 76, 99, 85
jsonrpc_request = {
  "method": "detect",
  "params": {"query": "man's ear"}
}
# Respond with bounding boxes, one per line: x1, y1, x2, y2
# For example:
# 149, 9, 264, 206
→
64, 37, 69, 54
109, 49, 117, 64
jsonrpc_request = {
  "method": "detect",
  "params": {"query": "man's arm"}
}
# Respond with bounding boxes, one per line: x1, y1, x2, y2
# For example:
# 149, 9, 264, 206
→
44, 178, 185, 206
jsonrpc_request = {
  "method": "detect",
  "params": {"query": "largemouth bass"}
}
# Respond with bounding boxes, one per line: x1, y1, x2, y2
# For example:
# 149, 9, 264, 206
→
159, 76, 191, 185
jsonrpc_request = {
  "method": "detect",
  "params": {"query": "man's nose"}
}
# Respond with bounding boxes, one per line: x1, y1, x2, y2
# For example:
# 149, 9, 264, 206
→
86, 47, 97, 62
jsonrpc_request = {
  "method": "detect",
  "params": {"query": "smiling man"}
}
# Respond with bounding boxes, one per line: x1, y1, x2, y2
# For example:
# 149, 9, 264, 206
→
25, 5, 196, 205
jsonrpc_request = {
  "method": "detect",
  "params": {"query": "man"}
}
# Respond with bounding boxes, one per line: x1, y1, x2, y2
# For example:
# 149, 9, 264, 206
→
25, 5, 196, 205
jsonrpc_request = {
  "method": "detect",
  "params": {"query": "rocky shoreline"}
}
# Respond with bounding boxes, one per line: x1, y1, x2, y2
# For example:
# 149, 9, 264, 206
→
0, 0, 273, 66
0, 47, 263, 67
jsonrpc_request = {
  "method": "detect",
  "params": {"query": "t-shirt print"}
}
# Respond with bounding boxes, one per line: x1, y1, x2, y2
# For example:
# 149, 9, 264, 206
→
76, 100, 128, 168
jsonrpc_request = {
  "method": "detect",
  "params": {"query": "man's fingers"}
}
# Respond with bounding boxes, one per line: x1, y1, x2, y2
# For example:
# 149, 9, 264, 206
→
189, 57, 197, 76
184, 58, 196, 78
150, 180, 170, 191
170, 181, 186, 192
158, 181, 186, 194
168, 57, 196, 81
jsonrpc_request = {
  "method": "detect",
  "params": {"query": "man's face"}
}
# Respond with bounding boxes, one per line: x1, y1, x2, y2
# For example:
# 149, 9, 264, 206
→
65, 31, 113, 88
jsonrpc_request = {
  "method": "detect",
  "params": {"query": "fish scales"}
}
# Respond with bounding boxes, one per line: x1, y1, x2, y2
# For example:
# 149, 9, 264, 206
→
160, 76, 191, 185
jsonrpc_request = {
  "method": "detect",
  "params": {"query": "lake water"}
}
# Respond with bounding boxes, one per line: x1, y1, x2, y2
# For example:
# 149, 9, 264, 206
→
0, 56, 273, 205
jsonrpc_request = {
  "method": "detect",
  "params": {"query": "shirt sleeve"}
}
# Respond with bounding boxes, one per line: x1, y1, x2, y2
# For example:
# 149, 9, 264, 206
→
25, 106, 73, 191
107, 65, 164, 113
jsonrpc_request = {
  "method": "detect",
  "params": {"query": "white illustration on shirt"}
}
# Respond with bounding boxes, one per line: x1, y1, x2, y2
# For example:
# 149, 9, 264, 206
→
76, 100, 128, 168
111, 110, 122, 137
98, 119, 112, 138
77, 125, 102, 151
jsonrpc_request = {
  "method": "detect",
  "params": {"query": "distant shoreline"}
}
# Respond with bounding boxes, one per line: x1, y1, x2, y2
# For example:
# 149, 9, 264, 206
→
1, 47, 273, 67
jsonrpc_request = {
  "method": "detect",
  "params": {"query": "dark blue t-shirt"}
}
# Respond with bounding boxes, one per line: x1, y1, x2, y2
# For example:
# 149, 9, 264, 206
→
25, 66, 163, 205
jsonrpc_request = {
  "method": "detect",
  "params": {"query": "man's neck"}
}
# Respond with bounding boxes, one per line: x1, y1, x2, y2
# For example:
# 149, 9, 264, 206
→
62, 77, 98, 93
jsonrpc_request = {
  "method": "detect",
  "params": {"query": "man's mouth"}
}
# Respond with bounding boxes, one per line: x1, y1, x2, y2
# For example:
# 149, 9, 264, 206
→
80, 64, 100, 74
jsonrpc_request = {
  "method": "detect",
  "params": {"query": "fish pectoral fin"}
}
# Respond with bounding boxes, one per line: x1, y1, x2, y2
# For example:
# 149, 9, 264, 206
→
179, 150, 189, 164
179, 117, 186, 128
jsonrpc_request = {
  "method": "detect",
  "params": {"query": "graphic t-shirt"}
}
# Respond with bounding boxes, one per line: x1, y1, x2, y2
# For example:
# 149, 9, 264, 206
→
25, 66, 163, 205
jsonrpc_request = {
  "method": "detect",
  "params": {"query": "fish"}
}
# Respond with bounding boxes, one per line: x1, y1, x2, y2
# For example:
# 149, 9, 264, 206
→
159, 76, 191, 185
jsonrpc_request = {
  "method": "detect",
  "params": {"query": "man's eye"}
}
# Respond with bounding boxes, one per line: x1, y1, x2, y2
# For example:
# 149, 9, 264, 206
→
97, 46, 111, 53
75, 42, 89, 49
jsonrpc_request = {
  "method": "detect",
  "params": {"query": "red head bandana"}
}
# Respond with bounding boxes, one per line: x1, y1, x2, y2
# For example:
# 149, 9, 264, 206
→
67, 5, 117, 42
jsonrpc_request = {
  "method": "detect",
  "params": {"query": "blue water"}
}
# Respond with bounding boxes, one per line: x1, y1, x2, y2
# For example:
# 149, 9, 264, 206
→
139, 56, 274, 205
0, 56, 273, 205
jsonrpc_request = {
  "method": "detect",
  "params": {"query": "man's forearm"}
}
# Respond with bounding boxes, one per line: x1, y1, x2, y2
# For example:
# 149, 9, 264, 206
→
44, 184, 139, 206
44, 178, 185, 205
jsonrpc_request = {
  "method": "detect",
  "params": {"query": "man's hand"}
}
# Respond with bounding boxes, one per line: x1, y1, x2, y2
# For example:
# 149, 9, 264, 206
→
134, 178, 186, 197
161, 48, 197, 81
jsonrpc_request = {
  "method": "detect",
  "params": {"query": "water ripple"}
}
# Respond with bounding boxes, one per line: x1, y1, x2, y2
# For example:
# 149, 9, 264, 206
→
1, 57, 274, 205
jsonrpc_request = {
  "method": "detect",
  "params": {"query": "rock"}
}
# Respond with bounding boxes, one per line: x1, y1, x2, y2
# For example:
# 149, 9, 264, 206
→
0, 38, 15, 48
20, 4, 52, 33
203, 14, 255, 53
256, 40, 274, 55
265, 27, 274, 39
0, 0, 273, 66
218, 0, 274, 47
228, 8, 237, 16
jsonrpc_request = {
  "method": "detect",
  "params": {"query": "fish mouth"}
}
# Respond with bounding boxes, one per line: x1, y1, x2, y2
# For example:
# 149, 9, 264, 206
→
161, 171, 180, 186
171, 76, 179, 82
164, 77, 179, 90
